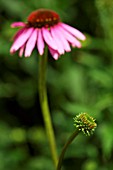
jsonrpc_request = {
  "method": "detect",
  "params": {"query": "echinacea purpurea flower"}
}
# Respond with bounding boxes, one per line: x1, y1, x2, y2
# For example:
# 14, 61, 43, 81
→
10, 9, 86, 60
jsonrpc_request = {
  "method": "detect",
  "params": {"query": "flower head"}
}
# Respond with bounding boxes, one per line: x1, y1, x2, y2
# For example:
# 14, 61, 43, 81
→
10, 9, 86, 60
73, 113, 97, 136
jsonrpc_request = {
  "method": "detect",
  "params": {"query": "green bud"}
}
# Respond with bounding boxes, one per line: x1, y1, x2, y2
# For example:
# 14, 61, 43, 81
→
73, 113, 97, 136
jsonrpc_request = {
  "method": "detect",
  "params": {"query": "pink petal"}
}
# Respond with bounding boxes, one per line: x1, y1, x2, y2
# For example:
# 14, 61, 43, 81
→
13, 27, 26, 41
50, 27, 65, 54
53, 25, 71, 52
19, 44, 25, 57
58, 25, 81, 48
37, 29, 45, 55
49, 47, 59, 60
42, 27, 57, 50
60, 23, 86, 41
24, 29, 38, 57
11, 22, 26, 28
10, 28, 34, 53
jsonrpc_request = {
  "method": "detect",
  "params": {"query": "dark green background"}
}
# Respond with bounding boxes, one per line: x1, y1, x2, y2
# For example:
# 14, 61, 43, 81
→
0, 0, 113, 169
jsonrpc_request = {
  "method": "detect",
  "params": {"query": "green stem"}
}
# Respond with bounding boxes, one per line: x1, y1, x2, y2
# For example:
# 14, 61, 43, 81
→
57, 130, 80, 170
38, 47, 58, 167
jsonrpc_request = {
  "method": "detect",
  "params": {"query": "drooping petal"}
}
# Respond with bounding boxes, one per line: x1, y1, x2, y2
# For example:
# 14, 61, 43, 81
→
24, 29, 38, 57
60, 23, 86, 41
37, 29, 45, 55
53, 25, 71, 52
13, 27, 26, 41
11, 22, 26, 28
10, 28, 34, 53
58, 25, 81, 48
49, 47, 59, 60
42, 27, 57, 50
19, 44, 26, 57
50, 27, 65, 55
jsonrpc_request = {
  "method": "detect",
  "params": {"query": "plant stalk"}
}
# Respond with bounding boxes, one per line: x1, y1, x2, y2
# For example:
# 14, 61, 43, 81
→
57, 130, 80, 170
38, 47, 58, 167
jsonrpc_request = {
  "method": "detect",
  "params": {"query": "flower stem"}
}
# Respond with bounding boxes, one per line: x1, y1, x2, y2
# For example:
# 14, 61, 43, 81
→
57, 130, 80, 170
38, 47, 58, 167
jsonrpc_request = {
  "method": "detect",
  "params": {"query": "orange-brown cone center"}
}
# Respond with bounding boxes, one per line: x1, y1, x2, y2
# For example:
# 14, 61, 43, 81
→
27, 9, 60, 28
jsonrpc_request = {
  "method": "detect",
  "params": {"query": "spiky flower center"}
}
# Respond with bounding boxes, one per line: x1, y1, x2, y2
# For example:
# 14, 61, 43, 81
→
27, 9, 60, 28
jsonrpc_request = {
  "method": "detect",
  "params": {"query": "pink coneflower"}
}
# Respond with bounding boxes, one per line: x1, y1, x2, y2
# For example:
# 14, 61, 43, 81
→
10, 9, 86, 60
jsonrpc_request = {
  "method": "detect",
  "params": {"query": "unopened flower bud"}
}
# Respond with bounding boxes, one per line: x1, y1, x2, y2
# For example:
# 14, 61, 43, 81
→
73, 113, 97, 136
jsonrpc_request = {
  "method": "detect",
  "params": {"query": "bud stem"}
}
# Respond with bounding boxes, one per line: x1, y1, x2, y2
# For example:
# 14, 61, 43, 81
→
57, 129, 80, 170
38, 47, 58, 167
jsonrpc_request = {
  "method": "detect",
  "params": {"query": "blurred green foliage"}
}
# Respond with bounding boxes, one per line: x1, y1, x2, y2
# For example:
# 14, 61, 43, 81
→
0, 0, 113, 169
